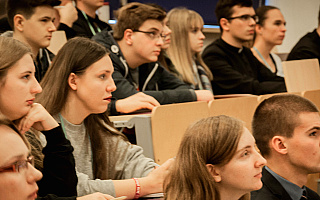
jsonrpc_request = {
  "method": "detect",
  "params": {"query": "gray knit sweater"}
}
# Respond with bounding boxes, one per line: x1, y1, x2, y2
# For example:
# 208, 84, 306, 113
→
40, 115, 158, 197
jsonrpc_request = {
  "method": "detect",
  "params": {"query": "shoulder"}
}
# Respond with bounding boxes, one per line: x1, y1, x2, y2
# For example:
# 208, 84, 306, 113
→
292, 30, 318, 48
203, 39, 221, 53
92, 29, 113, 47
202, 39, 226, 58
251, 188, 279, 200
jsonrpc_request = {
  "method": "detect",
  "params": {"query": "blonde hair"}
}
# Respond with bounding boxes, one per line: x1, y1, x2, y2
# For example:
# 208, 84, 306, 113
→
164, 115, 250, 200
167, 8, 213, 86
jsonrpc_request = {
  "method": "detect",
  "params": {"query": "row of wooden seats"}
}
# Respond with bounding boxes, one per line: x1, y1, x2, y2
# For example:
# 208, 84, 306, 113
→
152, 89, 320, 165
151, 57, 320, 165
151, 89, 320, 192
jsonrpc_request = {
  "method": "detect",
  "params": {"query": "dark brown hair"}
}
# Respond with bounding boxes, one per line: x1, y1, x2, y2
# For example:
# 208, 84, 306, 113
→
6, 0, 60, 29
252, 94, 319, 157
255, 5, 279, 26
37, 37, 128, 179
215, 0, 253, 32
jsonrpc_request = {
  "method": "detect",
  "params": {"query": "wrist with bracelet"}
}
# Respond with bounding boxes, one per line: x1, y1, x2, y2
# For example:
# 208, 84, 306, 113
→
133, 178, 141, 199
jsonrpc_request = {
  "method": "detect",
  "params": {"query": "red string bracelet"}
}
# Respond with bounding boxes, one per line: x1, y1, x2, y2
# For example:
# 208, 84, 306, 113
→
133, 178, 141, 199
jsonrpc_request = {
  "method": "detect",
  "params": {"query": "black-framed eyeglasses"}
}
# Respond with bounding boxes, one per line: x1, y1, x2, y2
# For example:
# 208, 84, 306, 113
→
132, 30, 166, 41
0, 156, 34, 173
226, 15, 259, 23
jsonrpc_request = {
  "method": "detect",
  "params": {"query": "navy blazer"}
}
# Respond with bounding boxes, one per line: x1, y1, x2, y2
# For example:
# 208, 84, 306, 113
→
251, 167, 320, 200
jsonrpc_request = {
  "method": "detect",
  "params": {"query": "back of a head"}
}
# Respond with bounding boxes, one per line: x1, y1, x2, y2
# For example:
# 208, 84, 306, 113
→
112, 2, 166, 40
215, 0, 253, 32
252, 94, 319, 157
0, 37, 31, 82
165, 115, 243, 199
6, 0, 60, 29
37, 37, 108, 115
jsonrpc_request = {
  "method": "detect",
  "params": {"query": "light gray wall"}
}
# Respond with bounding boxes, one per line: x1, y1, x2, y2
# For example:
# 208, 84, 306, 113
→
269, 0, 320, 53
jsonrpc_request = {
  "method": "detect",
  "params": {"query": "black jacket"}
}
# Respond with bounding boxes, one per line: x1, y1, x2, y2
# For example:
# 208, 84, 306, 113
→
26, 126, 77, 200
72, 8, 112, 38
92, 29, 197, 115
251, 167, 320, 200
287, 29, 320, 63
202, 38, 286, 95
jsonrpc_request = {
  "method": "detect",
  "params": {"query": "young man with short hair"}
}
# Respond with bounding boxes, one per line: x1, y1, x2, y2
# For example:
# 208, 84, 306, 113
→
251, 94, 320, 200
287, 7, 320, 63
202, 0, 286, 95
7, 0, 60, 81
93, 2, 213, 115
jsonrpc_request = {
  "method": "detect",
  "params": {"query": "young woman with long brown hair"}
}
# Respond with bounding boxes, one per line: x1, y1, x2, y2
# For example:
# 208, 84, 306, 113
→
164, 115, 266, 200
36, 37, 172, 199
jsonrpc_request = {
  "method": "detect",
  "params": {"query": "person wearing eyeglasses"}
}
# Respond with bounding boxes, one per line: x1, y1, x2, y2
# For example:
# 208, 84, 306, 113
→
166, 8, 214, 93
0, 36, 116, 200
202, 0, 286, 95
92, 2, 214, 116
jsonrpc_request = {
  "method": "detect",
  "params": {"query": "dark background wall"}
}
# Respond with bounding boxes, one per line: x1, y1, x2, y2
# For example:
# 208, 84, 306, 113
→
107, 0, 265, 25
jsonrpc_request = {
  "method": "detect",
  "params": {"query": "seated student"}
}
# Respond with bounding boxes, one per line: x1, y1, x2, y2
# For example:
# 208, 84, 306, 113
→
0, 0, 77, 37
0, 36, 113, 200
147, 4, 180, 78
167, 8, 213, 93
157, 15, 181, 77
164, 115, 266, 200
6, 0, 59, 81
287, 7, 320, 63
72, 0, 112, 38
251, 6, 286, 77
251, 94, 320, 200
0, 115, 115, 200
202, 0, 286, 95
36, 37, 173, 198
92, 2, 214, 115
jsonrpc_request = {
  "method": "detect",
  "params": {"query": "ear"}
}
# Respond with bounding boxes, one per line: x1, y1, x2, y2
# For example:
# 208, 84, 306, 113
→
123, 29, 134, 45
13, 14, 25, 32
255, 24, 263, 35
68, 73, 78, 90
220, 18, 230, 32
270, 136, 288, 155
206, 164, 222, 183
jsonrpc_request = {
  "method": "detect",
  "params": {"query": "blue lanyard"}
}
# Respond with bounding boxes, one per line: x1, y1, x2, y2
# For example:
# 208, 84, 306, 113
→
59, 113, 68, 139
81, 10, 101, 36
253, 46, 273, 71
